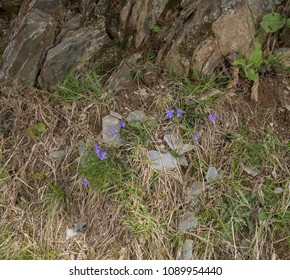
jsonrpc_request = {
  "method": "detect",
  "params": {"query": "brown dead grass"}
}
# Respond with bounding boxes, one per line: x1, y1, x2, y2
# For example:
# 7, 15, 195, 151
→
0, 85, 185, 260
0, 74, 289, 259
0, 86, 126, 259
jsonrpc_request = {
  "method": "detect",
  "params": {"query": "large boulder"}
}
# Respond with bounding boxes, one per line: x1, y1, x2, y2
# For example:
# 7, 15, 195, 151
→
154, 0, 275, 75
38, 19, 111, 88
0, 9, 57, 85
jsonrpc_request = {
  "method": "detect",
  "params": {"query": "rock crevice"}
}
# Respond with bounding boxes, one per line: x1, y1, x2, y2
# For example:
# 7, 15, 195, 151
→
0, 0, 277, 88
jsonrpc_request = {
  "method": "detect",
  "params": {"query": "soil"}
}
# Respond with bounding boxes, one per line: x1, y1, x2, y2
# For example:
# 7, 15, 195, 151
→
225, 74, 290, 142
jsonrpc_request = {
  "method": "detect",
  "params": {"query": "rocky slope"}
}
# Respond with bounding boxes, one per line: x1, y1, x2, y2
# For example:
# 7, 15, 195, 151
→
0, 0, 284, 89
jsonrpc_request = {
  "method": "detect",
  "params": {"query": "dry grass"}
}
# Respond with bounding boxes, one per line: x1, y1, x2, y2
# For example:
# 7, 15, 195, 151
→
0, 73, 289, 260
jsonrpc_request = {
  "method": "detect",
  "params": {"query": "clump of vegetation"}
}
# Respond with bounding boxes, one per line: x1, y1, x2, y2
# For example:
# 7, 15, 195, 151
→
260, 12, 289, 33
233, 43, 263, 82
150, 24, 162, 33
53, 68, 104, 102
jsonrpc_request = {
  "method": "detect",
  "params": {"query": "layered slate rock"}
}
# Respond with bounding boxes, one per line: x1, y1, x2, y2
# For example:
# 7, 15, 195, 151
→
120, 0, 168, 48
0, 0, 63, 85
0, 0, 278, 89
0, 9, 57, 85
38, 20, 110, 88
1, 0, 22, 15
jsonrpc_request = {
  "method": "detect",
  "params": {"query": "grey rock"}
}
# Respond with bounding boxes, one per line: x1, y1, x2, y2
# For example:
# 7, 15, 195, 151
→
178, 212, 198, 233
164, 134, 194, 155
205, 167, 219, 182
180, 239, 193, 260
164, 134, 182, 151
178, 155, 188, 167
110, 111, 122, 120
102, 115, 122, 147
78, 141, 87, 156
241, 163, 259, 177
51, 150, 66, 159
66, 228, 78, 240
74, 221, 87, 233
38, 20, 110, 88
133, 88, 150, 97
126, 110, 146, 123
177, 144, 194, 156
32, 0, 63, 14
78, 142, 88, 167
0, 10, 57, 85
185, 182, 208, 202
147, 150, 178, 171
273, 187, 284, 194
120, 0, 167, 48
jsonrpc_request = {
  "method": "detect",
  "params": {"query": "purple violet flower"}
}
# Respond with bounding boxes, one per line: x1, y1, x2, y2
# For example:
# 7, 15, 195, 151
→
118, 120, 126, 128
194, 135, 200, 141
93, 144, 107, 160
165, 109, 175, 119
208, 113, 217, 122
98, 151, 107, 160
93, 145, 101, 154
81, 179, 89, 185
176, 109, 184, 118
108, 129, 118, 136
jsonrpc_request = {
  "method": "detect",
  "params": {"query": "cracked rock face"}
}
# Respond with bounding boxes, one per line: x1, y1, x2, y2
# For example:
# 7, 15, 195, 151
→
0, 0, 277, 89
0, 9, 57, 85
38, 20, 110, 88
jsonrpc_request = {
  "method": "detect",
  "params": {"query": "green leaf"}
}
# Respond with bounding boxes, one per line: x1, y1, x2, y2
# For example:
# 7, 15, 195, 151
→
232, 58, 247, 67
249, 43, 262, 69
286, 18, 290, 28
245, 68, 259, 82
26, 128, 35, 139
260, 12, 286, 33
258, 209, 268, 222
34, 122, 46, 133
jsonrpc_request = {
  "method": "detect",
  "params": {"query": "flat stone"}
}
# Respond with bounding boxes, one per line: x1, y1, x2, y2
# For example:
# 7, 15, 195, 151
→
147, 150, 178, 171
205, 166, 220, 182
164, 134, 182, 151
273, 187, 284, 194
51, 150, 66, 159
185, 182, 210, 203
177, 143, 194, 156
180, 239, 193, 260
102, 115, 122, 147
133, 88, 149, 97
74, 221, 87, 233
178, 211, 198, 233
178, 155, 188, 166
110, 111, 122, 120
66, 228, 78, 240
164, 133, 193, 155
126, 110, 146, 123
241, 164, 259, 177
